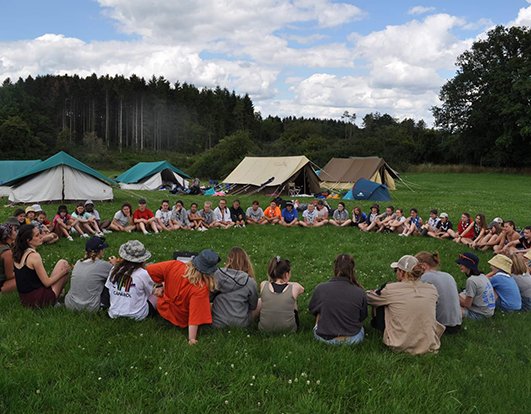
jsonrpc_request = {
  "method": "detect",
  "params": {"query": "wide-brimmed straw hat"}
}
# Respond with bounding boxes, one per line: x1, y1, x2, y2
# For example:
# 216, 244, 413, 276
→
488, 254, 513, 274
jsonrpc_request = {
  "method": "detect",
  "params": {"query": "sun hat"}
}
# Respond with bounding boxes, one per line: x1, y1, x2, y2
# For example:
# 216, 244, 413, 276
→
84, 199, 94, 206
488, 254, 513, 274
390, 255, 419, 272
118, 240, 152, 263
192, 249, 220, 274
86, 236, 109, 252
525, 250, 531, 261
31, 204, 43, 213
455, 252, 480, 272
24, 206, 35, 214
439, 212, 449, 219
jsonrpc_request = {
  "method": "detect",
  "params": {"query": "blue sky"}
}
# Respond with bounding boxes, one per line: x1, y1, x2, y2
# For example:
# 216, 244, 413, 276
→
1, 1, 530, 123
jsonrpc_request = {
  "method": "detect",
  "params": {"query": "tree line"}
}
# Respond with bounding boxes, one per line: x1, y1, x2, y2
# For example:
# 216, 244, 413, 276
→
0, 25, 529, 177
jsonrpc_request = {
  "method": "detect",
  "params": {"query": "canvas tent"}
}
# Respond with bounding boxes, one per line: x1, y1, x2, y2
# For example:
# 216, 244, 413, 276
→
3, 151, 114, 203
319, 157, 399, 190
343, 178, 391, 201
223, 156, 321, 195
116, 161, 190, 190
0, 160, 41, 197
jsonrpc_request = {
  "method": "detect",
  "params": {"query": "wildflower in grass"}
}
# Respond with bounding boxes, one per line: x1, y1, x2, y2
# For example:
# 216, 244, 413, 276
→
307, 380, 310, 385
230, 363, 234, 368
224, 400, 229, 405
288, 379, 292, 384
316, 380, 321, 385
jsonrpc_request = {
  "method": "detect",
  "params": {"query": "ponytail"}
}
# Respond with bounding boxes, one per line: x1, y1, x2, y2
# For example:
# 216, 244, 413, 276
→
415, 251, 440, 269
267, 256, 291, 281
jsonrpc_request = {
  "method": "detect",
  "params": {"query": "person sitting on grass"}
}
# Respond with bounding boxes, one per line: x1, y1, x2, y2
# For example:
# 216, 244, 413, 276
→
0, 223, 17, 293
188, 202, 207, 231
505, 225, 531, 255
385, 208, 407, 233
71, 202, 103, 237
474, 221, 503, 251
155, 200, 176, 231
367, 255, 444, 355
24, 206, 36, 224
351, 206, 367, 228
13, 224, 71, 308
416, 251, 462, 334
461, 214, 488, 247
147, 249, 220, 345
329, 202, 351, 227
486, 254, 521, 312
493, 220, 520, 254
199, 201, 221, 229
52, 205, 76, 241
133, 198, 159, 235
399, 208, 423, 237
211, 247, 258, 328
14, 208, 26, 227
230, 200, 246, 228
428, 212, 453, 239
171, 200, 192, 230
309, 254, 367, 345
65, 236, 114, 312
109, 203, 136, 233
420, 209, 440, 236
358, 204, 380, 232
299, 203, 326, 228
106, 240, 157, 320
213, 199, 235, 229
246, 200, 265, 225
456, 253, 495, 320
315, 200, 329, 225
509, 253, 531, 311
449, 212, 474, 243
33, 210, 59, 245
373, 205, 396, 233
263, 201, 281, 225
258, 256, 305, 333
280, 201, 299, 227
84, 200, 112, 233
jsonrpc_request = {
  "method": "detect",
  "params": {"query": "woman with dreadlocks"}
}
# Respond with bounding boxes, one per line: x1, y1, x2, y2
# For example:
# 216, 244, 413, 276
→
105, 240, 156, 320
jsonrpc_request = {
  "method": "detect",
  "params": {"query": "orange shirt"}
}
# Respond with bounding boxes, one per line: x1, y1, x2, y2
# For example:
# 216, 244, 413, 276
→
264, 206, 281, 218
146, 261, 212, 327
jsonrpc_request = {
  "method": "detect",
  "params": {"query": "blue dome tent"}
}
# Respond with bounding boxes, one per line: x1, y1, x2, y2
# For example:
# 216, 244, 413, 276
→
343, 178, 391, 201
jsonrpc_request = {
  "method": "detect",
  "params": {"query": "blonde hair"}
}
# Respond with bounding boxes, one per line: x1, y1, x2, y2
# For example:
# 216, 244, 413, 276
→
415, 251, 441, 269
82, 250, 102, 261
184, 262, 216, 291
509, 253, 528, 275
226, 247, 255, 278
204, 201, 212, 208
402, 264, 425, 282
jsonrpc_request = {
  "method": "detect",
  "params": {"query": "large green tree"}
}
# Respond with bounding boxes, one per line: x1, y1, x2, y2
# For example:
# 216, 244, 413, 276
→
433, 25, 531, 166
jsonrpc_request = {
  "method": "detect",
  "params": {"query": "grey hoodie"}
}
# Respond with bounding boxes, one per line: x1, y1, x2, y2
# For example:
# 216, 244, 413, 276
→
211, 267, 258, 328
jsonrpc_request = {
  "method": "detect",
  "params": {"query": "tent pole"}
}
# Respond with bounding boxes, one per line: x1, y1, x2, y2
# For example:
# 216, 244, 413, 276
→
62, 165, 65, 202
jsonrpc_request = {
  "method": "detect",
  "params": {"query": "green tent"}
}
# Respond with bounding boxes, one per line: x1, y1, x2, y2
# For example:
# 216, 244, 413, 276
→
116, 161, 190, 190
0, 160, 41, 184
4, 151, 114, 203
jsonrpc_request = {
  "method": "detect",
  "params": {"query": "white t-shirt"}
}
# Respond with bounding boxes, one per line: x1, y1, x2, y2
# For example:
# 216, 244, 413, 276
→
105, 267, 154, 320
214, 207, 233, 222
303, 209, 318, 224
155, 209, 172, 226
113, 210, 131, 227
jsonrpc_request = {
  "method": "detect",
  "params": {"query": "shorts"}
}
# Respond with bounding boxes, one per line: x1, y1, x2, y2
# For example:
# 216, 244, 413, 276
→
463, 308, 490, 320
19, 287, 57, 308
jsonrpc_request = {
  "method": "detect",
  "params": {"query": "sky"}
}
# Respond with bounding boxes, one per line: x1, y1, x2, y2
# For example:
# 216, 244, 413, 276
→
0, 1, 530, 124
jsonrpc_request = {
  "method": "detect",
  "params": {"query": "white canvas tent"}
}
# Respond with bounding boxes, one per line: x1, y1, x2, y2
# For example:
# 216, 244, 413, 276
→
4, 152, 114, 203
223, 156, 321, 195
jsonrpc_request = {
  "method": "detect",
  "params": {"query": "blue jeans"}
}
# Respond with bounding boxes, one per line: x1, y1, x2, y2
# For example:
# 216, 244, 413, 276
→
463, 308, 490, 320
313, 325, 364, 345
521, 296, 531, 311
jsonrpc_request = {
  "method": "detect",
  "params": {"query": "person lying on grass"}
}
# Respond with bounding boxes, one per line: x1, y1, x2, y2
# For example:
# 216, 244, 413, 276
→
415, 251, 462, 334
0, 223, 17, 294
486, 254, 521, 312
109, 202, 136, 233
13, 224, 71, 308
367, 255, 444, 355
309, 254, 367, 345
133, 198, 159, 235
258, 256, 304, 333
106, 240, 157, 320
211, 247, 258, 328
509, 253, 531, 311
146, 249, 220, 345
329, 202, 351, 227
280, 201, 299, 227
456, 253, 495, 320
65, 236, 114, 313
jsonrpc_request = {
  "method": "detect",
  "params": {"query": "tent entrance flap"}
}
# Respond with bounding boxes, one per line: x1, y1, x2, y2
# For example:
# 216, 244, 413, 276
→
160, 168, 179, 185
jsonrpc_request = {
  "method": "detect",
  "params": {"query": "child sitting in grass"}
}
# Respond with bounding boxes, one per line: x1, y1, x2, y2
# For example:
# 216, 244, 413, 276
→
258, 256, 304, 333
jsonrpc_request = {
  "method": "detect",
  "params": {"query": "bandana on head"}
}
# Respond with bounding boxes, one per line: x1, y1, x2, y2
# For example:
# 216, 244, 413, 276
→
0, 224, 14, 243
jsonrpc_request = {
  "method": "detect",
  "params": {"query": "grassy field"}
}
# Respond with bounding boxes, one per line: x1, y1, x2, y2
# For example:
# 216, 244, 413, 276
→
0, 172, 530, 413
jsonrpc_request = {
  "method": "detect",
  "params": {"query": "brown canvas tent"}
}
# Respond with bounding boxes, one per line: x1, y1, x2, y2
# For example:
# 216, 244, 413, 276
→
319, 157, 400, 190
223, 156, 321, 195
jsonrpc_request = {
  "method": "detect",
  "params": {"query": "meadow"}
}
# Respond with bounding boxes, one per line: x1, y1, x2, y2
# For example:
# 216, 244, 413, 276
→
0, 172, 530, 413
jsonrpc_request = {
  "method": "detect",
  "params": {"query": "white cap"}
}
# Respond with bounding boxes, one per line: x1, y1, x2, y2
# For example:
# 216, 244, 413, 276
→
493, 217, 503, 224
390, 255, 419, 272
31, 204, 43, 212
439, 212, 448, 219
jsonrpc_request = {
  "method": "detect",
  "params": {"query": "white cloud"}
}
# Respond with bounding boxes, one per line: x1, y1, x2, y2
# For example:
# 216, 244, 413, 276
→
408, 6, 436, 16
509, 3, 531, 26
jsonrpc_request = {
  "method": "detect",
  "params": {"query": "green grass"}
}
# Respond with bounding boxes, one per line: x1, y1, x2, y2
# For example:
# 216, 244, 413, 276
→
1, 172, 530, 413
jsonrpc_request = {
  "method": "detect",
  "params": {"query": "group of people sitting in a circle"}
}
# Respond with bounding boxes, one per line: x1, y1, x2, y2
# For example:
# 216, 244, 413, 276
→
1, 216, 530, 355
